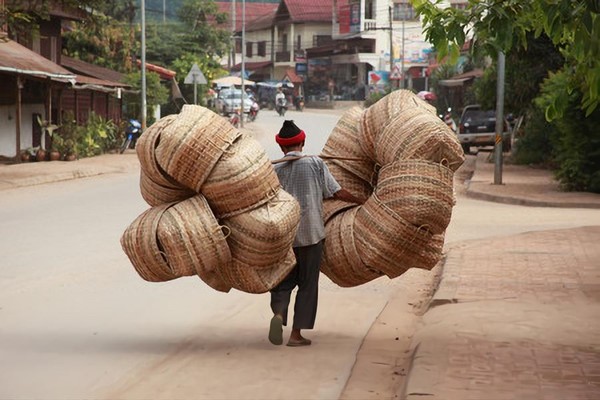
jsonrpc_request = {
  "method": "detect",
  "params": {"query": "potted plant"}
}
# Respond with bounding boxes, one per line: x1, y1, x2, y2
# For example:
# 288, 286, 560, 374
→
58, 112, 79, 161
49, 134, 65, 161
36, 116, 60, 162
20, 147, 35, 162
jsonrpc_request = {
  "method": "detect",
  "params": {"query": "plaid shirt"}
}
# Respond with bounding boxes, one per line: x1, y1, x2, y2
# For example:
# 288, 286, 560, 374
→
274, 151, 341, 247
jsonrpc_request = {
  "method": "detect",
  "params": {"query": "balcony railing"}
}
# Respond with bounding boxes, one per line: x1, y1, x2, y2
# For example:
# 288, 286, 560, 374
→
364, 19, 377, 31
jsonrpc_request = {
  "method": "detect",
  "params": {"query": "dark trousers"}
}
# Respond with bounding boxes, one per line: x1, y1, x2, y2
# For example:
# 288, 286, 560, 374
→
270, 241, 323, 330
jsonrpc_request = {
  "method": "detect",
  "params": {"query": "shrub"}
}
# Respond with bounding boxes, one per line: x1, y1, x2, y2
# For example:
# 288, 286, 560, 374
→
534, 71, 600, 193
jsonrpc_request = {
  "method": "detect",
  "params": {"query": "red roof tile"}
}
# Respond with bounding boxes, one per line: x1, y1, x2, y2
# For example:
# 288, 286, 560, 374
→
281, 0, 333, 23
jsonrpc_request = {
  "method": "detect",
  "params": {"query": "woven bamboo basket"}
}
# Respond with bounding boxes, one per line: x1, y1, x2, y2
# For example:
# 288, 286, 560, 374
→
156, 195, 232, 292
220, 248, 297, 294
136, 114, 195, 205
321, 207, 383, 287
320, 106, 376, 184
325, 162, 374, 204
139, 170, 196, 207
203, 133, 281, 218
375, 108, 465, 170
137, 114, 178, 186
353, 193, 441, 278
155, 105, 242, 192
361, 90, 437, 160
120, 204, 179, 282
323, 198, 357, 225
222, 188, 300, 269
375, 159, 455, 235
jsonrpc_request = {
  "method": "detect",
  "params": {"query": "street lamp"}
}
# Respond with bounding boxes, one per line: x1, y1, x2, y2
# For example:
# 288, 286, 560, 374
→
141, 0, 147, 130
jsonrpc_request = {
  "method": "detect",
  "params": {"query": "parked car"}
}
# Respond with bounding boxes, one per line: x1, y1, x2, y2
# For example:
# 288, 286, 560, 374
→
458, 105, 512, 153
215, 89, 254, 115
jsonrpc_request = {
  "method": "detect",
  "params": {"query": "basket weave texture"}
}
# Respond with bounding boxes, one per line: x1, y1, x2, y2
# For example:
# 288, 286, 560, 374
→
123, 92, 464, 292
203, 133, 281, 218
136, 114, 195, 206
319, 90, 464, 286
321, 207, 382, 287
155, 105, 242, 192
121, 105, 301, 294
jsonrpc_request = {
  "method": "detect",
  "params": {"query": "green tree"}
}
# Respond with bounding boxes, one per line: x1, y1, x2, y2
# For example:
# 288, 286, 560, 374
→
123, 71, 169, 123
411, 0, 600, 117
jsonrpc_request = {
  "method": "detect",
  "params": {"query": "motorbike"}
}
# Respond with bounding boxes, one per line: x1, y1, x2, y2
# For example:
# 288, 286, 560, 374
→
119, 119, 142, 154
295, 95, 305, 112
248, 101, 259, 122
276, 97, 287, 117
228, 108, 241, 128
442, 108, 457, 133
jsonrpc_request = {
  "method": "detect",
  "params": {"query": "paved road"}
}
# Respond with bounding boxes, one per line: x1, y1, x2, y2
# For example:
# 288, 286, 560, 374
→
1, 107, 599, 399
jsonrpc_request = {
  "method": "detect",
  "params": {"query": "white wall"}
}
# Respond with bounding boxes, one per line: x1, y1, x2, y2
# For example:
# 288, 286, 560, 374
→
0, 103, 45, 158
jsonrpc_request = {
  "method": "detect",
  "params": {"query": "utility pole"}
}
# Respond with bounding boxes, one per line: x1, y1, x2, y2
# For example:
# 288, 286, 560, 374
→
240, 0, 245, 128
231, 0, 236, 68
388, 6, 393, 79
141, 0, 147, 131
494, 50, 506, 184
162, 0, 166, 23
401, 14, 405, 89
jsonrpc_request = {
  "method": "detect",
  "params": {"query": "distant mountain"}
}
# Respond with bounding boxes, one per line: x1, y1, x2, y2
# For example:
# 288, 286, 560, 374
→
143, 0, 279, 22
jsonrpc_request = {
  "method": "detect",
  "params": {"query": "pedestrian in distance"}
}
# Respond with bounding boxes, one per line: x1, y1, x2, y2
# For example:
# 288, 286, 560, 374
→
268, 120, 362, 347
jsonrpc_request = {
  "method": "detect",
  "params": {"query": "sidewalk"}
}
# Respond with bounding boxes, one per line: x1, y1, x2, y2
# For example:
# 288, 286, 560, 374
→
2, 150, 600, 400
342, 152, 600, 399
0, 152, 140, 191
466, 151, 600, 208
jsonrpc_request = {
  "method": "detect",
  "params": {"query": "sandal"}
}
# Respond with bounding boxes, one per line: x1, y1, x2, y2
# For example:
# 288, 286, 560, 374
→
268, 315, 283, 345
286, 337, 312, 347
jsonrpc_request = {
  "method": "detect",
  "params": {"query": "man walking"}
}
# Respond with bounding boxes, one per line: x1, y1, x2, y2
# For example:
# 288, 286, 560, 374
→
269, 120, 360, 347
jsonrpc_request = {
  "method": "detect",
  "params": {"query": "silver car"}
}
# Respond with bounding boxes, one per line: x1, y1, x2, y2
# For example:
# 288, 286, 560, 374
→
216, 89, 254, 115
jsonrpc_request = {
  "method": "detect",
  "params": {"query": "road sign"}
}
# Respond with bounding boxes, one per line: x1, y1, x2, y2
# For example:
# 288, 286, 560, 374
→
184, 63, 207, 84
184, 63, 207, 105
390, 65, 402, 80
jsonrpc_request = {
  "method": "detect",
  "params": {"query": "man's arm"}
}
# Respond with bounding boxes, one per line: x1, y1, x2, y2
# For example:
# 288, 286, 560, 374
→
332, 188, 363, 204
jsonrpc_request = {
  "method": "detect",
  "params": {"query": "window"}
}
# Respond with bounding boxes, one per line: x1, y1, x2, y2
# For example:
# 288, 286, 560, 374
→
313, 35, 333, 47
365, 0, 374, 19
282, 34, 288, 52
297, 35, 302, 50
258, 41, 267, 57
393, 2, 416, 21
235, 39, 242, 54
246, 41, 253, 58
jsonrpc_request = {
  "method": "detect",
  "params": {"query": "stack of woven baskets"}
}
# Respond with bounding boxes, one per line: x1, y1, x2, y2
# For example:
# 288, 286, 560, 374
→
121, 91, 464, 293
121, 105, 300, 293
320, 90, 465, 287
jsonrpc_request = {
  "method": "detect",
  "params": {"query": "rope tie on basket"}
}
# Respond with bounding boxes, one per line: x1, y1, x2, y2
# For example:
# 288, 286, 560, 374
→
439, 158, 449, 181
370, 163, 381, 186
219, 224, 231, 239
205, 135, 236, 153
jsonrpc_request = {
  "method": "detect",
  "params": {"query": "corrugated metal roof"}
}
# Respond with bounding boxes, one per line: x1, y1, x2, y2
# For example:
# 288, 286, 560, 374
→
217, 2, 279, 32
62, 55, 127, 85
0, 39, 75, 81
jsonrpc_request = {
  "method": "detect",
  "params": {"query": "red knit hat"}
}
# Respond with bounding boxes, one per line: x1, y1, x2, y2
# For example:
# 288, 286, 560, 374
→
275, 120, 306, 146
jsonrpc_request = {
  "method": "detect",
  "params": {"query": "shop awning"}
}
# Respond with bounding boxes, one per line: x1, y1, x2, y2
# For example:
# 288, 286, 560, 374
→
0, 39, 75, 81
231, 61, 272, 72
